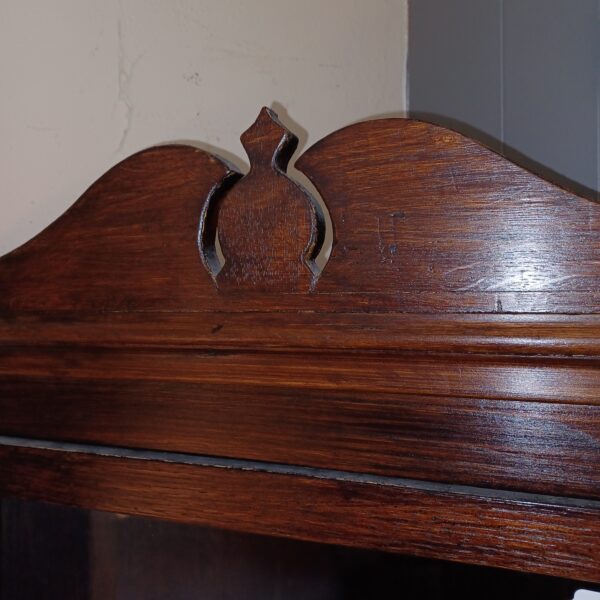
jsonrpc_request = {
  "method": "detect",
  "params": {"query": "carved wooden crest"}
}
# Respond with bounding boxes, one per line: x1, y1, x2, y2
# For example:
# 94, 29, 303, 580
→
199, 107, 326, 292
2, 105, 600, 314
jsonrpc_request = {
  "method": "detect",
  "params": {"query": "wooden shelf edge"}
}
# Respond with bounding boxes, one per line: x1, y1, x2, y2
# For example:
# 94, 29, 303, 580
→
1, 439, 599, 584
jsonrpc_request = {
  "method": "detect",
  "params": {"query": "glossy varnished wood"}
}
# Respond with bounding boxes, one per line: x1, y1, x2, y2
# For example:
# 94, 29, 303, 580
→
1, 378, 600, 499
0, 144, 230, 313
299, 119, 600, 313
4, 346, 600, 404
1, 443, 600, 584
4, 312, 600, 356
2, 116, 600, 313
202, 107, 323, 291
2, 343, 600, 499
2, 109, 600, 584
5, 499, 589, 600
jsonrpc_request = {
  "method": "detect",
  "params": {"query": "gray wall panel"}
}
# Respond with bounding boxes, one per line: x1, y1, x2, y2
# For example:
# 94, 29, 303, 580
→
408, 0, 503, 150
503, 0, 598, 194
408, 0, 599, 197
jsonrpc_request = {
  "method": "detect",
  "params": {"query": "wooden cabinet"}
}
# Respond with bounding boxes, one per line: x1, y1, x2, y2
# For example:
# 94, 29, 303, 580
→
1, 107, 599, 596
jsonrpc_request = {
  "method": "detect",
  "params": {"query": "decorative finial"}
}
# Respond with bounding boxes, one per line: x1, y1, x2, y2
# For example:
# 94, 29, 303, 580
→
200, 107, 325, 292
240, 107, 297, 171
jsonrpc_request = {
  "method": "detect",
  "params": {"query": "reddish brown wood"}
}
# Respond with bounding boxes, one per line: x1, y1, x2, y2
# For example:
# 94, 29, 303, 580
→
1, 443, 600, 584
1, 378, 600, 499
0, 144, 231, 313
2, 114, 600, 313
201, 107, 323, 291
4, 498, 587, 600
3, 347, 600, 406
2, 109, 600, 583
298, 119, 600, 313
3, 312, 600, 356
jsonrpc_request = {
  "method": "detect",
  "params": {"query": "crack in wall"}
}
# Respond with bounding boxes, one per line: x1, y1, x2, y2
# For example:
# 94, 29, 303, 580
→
115, 2, 142, 154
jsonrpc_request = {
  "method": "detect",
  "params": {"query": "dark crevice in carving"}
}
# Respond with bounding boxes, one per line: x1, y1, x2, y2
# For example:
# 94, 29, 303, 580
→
292, 166, 332, 278
268, 103, 334, 274
198, 170, 242, 279
199, 107, 331, 291
306, 193, 327, 279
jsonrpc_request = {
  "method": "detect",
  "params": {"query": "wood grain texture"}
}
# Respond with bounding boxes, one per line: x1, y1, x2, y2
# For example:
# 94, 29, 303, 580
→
297, 118, 600, 313
84, 508, 590, 600
201, 107, 322, 291
0, 144, 232, 313
3, 347, 600, 405
3, 111, 600, 583
2, 115, 600, 312
1, 443, 600, 584
7, 499, 585, 600
1, 378, 599, 499
4, 312, 600, 356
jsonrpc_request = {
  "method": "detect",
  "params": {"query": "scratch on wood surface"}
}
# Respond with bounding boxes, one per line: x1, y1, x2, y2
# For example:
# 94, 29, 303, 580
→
444, 262, 482, 276
450, 167, 460, 193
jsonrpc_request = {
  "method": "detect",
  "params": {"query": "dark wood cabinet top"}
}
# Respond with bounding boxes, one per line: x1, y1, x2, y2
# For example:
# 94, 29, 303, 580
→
1, 107, 600, 584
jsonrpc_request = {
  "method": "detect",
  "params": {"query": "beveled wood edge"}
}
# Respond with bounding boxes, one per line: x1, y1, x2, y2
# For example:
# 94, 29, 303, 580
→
3, 312, 600, 357
1, 437, 599, 584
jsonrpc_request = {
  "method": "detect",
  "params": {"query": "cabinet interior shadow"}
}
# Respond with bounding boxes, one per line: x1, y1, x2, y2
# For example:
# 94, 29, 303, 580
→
1, 498, 596, 600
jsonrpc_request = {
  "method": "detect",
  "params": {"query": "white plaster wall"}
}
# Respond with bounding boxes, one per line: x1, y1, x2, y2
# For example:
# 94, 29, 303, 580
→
0, 0, 408, 256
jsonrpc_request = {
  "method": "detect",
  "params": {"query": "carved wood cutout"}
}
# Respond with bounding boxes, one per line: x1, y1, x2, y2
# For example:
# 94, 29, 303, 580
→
200, 107, 325, 292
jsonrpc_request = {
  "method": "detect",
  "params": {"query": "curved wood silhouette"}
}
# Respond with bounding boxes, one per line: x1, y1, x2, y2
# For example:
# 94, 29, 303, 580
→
2, 108, 600, 584
1, 112, 600, 312
200, 107, 324, 292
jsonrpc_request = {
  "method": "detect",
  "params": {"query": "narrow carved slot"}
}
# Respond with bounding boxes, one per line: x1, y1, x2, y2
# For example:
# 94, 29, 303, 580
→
199, 170, 241, 278
291, 167, 332, 276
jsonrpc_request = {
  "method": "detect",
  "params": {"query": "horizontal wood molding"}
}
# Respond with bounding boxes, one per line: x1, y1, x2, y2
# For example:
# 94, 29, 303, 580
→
2, 347, 600, 404
4, 311, 600, 502
3, 312, 600, 356
1, 379, 599, 500
1, 440, 599, 584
